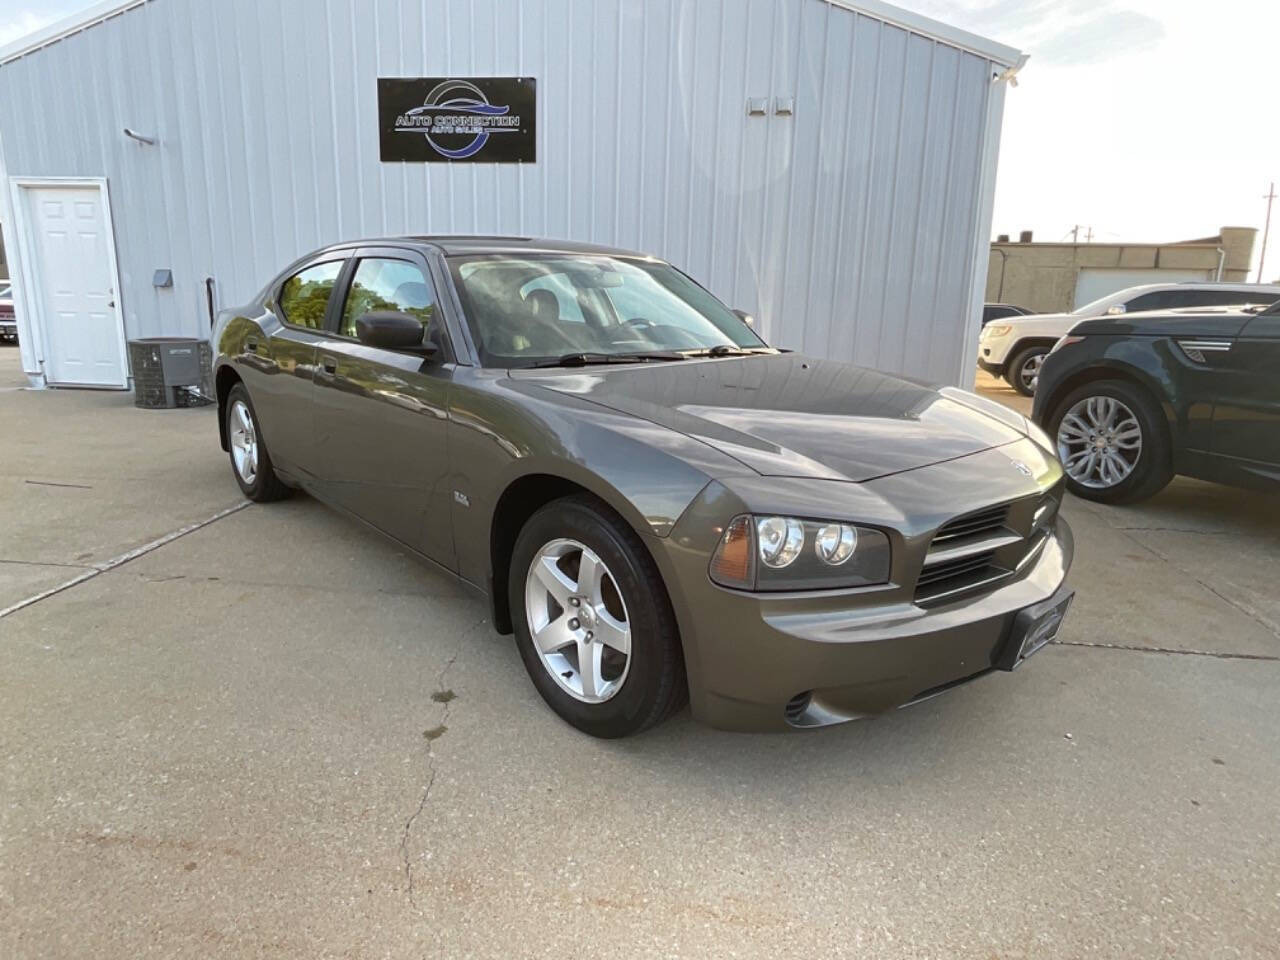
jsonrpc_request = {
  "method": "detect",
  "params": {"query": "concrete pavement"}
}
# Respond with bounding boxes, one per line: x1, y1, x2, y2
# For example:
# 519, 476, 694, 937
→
1, 347, 1277, 958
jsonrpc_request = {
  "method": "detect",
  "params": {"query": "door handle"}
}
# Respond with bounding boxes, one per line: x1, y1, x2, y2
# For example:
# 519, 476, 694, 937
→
321, 357, 338, 375
245, 338, 259, 353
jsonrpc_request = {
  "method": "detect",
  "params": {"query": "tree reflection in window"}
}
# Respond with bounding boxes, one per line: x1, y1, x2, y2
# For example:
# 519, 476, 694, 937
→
340, 259, 437, 338
279, 261, 343, 329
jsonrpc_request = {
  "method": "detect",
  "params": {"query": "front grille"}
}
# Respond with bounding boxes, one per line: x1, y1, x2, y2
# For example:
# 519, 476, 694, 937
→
915, 550, 1000, 591
915, 500, 1033, 605
930, 504, 1008, 544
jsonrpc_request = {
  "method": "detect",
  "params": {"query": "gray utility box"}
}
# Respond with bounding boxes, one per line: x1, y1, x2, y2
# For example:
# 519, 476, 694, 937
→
128, 337, 214, 409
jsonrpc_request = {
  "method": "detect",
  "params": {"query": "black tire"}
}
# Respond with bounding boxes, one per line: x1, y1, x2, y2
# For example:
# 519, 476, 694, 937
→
1005, 345, 1048, 397
224, 383, 291, 503
1048, 379, 1173, 504
509, 494, 687, 738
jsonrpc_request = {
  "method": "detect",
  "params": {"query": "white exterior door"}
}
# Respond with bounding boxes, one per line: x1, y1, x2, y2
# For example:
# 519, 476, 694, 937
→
23, 184, 126, 387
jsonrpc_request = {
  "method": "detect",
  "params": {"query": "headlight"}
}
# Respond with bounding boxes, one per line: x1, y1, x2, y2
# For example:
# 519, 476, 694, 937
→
1049, 335, 1084, 355
1025, 417, 1056, 457
984, 323, 1012, 338
710, 515, 891, 591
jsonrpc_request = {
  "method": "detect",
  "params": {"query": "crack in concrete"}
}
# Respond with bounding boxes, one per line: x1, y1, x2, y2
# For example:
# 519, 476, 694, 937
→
1074, 498, 1280, 644
1054, 639, 1279, 662
0, 558, 97, 570
399, 617, 486, 902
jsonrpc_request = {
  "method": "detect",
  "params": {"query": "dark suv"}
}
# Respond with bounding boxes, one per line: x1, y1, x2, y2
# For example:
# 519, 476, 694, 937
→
1032, 302, 1280, 503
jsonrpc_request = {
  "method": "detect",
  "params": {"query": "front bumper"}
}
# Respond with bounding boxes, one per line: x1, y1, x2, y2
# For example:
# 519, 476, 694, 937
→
977, 356, 1005, 377
655, 442, 1073, 732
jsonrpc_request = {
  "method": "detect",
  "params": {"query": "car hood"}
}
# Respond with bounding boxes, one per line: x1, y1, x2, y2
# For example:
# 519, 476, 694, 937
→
993, 312, 1079, 336
512, 353, 1028, 481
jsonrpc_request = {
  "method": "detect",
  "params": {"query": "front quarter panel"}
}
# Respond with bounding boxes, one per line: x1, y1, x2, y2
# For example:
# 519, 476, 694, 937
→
446, 368, 757, 592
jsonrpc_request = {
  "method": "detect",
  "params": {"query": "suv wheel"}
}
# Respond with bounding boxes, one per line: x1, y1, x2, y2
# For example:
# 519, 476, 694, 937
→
1049, 379, 1173, 503
1005, 345, 1048, 396
510, 495, 686, 738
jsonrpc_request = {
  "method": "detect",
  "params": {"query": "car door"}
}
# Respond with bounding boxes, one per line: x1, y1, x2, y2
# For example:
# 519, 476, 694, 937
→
1211, 307, 1280, 470
249, 256, 347, 474
311, 247, 457, 565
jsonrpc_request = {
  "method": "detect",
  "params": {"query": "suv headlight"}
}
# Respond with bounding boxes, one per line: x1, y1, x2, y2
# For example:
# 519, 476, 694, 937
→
710, 515, 891, 591
984, 323, 1012, 339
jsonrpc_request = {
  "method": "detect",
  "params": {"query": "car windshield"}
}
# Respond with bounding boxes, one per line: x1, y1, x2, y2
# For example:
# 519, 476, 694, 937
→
446, 254, 767, 367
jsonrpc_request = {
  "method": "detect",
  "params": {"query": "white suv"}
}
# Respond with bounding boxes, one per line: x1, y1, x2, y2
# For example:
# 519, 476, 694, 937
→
978, 282, 1280, 395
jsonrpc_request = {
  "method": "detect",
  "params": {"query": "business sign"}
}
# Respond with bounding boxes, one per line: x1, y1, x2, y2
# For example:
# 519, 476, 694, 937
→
378, 77, 536, 163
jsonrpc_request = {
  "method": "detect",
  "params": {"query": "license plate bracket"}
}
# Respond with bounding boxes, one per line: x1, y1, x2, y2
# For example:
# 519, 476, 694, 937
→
997, 587, 1074, 671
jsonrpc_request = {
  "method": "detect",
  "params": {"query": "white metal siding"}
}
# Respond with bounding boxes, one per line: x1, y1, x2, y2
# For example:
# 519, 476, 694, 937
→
0, 0, 1011, 386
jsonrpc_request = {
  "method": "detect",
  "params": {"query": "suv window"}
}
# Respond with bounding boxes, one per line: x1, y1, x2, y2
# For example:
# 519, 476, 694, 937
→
1122, 291, 1174, 313
339, 258, 438, 339
278, 261, 343, 329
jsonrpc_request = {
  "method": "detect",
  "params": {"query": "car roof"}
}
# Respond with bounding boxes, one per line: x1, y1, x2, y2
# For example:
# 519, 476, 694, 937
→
1118, 281, 1280, 294
318, 235, 653, 259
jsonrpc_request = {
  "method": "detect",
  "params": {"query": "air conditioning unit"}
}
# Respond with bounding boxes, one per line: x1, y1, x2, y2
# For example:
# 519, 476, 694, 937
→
128, 337, 214, 409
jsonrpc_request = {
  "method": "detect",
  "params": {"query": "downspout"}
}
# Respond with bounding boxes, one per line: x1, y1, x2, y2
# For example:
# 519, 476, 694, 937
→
1214, 247, 1225, 281
992, 248, 1009, 302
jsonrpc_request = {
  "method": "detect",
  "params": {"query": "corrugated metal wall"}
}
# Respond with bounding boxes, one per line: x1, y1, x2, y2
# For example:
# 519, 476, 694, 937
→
0, 0, 1007, 386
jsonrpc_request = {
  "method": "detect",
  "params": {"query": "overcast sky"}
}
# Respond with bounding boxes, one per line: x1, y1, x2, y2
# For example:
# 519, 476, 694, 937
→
2, 0, 1277, 279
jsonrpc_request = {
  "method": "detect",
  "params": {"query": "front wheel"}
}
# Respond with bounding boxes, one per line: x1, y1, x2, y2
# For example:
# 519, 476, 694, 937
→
1006, 345, 1048, 396
510, 495, 686, 738
1049, 379, 1173, 503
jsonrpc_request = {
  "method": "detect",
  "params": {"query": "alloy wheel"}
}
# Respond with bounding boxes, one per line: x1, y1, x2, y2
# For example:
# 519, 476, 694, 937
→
524, 538, 631, 704
1019, 352, 1045, 392
1057, 395, 1142, 489
229, 399, 259, 485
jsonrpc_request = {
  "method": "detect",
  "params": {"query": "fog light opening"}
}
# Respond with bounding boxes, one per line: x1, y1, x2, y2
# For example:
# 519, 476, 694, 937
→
784, 691, 813, 725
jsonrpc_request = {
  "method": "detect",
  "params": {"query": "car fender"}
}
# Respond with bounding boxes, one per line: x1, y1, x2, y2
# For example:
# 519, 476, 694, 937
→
445, 371, 757, 600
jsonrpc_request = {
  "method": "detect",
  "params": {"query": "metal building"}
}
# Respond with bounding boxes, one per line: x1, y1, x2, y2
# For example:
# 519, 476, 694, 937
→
0, 0, 1020, 391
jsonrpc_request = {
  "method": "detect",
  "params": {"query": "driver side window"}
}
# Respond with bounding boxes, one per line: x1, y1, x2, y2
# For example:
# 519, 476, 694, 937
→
339, 258, 438, 339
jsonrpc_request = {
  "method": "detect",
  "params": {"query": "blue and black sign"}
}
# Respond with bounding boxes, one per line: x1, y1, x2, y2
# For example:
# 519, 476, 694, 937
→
378, 77, 536, 163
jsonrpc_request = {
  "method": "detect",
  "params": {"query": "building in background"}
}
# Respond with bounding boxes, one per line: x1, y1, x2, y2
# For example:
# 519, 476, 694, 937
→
0, 0, 1021, 391
986, 227, 1258, 314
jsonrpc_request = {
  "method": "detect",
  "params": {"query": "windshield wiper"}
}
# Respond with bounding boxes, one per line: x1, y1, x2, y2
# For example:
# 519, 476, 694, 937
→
684, 345, 772, 358
527, 350, 688, 368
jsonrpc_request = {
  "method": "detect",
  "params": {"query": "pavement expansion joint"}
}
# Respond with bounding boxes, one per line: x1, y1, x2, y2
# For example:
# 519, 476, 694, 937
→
0, 501, 251, 621
1054, 639, 1279, 662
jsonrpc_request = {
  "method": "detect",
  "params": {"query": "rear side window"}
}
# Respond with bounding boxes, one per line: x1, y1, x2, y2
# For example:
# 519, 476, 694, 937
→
339, 258, 438, 338
278, 261, 343, 329
1123, 291, 1174, 312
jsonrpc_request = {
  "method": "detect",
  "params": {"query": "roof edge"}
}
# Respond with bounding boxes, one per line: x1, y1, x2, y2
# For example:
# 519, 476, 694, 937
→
1, 0, 1023, 70
824, 0, 1022, 66
0, 0, 148, 66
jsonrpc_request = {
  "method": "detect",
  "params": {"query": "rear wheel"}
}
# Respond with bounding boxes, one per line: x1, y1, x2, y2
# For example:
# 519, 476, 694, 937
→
225, 383, 291, 503
1049, 379, 1172, 503
1005, 345, 1049, 396
510, 495, 686, 738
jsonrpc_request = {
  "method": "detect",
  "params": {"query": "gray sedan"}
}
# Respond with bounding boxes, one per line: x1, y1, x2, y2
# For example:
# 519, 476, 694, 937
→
213, 237, 1073, 737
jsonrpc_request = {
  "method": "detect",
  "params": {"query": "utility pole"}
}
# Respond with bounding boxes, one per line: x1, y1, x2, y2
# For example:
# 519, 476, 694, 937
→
1259, 182, 1276, 283
1085, 226, 1094, 243
1071, 225, 1080, 244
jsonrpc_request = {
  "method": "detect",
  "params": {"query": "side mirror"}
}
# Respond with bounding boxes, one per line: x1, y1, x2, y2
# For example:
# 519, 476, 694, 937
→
733, 309, 756, 329
1105, 304, 1127, 316
355, 311, 437, 354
